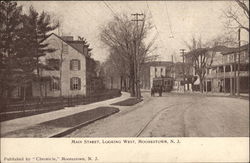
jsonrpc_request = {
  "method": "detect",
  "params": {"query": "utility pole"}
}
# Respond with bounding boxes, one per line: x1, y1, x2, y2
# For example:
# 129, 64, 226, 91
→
132, 13, 143, 99
180, 49, 185, 92
237, 28, 241, 96
59, 21, 63, 97
171, 55, 174, 78
233, 40, 237, 96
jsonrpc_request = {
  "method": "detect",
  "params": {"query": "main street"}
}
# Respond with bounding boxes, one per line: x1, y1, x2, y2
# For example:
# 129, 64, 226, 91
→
67, 92, 249, 137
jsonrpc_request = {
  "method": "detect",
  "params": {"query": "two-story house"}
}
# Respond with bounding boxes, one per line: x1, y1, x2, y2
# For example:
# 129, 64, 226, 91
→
205, 44, 249, 94
140, 61, 173, 90
11, 33, 91, 98
221, 44, 249, 94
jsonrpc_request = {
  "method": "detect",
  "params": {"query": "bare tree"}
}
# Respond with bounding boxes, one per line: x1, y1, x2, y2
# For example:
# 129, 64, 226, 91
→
185, 36, 221, 93
103, 47, 130, 91
100, 14, 155, 98
223, 0, 249, 32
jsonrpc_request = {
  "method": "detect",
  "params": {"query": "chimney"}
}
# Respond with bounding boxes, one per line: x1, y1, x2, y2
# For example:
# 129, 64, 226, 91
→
61, 36, 74, 41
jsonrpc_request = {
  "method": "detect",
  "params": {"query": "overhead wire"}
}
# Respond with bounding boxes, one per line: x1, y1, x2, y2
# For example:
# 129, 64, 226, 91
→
102, 1, 117, 16
164, 1, 174, 38
146, 0, 168, 60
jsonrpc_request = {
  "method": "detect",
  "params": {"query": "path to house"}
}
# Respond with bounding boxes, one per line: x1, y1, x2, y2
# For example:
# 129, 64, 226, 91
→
0, 92, 130, 136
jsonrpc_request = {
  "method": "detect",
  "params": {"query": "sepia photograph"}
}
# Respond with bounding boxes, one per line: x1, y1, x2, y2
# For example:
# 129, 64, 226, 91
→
0, 0, 249, 162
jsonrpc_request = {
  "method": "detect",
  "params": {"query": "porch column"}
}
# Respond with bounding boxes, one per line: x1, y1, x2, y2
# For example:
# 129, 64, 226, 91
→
211, 79, 214, 93
205, 79, 208, 93
205, 69, 208, 93
223, 65, 226, 94
230, 64, 233, 95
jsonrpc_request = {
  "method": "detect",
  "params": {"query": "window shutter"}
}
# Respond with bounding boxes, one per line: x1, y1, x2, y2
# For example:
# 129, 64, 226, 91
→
78, 60, 81, 70
70, 78, 73, 90
78, 78, 81, 90
70, 60, 73, 70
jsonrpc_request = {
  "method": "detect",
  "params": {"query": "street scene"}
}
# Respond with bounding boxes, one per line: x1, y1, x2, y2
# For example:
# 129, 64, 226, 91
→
66, 92, 249, 137
0, 1, 249, 138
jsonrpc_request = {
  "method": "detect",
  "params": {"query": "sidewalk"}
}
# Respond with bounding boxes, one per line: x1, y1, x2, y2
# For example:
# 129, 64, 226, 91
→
174, 90, 249, 99
1, 92, 130, 136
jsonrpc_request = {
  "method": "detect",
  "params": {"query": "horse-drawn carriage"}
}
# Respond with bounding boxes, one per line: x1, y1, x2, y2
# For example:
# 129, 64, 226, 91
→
151, 77, 173, 96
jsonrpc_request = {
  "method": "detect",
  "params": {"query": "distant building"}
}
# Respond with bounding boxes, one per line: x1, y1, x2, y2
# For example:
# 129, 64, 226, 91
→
140, 61, 173, 90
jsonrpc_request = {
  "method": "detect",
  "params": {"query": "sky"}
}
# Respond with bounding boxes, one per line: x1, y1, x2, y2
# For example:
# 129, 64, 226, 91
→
18, 1, 249, 63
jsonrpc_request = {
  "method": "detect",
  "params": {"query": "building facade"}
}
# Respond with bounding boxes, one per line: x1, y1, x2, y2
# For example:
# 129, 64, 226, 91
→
205, 44, 249, 94
140, 61, 173, 90
12, 33, 91, 98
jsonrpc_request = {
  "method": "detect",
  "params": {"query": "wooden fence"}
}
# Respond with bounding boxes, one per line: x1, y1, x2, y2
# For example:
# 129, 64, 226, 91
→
0, 89, 121, 113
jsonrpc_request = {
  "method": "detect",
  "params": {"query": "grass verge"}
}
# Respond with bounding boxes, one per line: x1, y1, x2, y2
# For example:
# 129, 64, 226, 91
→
112, 98, 143, 106
0, 108, 62, 122
1, 106, 119, 138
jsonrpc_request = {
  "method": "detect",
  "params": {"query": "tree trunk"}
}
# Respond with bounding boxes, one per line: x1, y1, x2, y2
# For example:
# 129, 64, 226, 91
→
120, 76, 123, 91
129, 62, 135, 97
22, 86, 27, 112
37, 57, 43, 102
110, 76, 113, 89
129, 76, 135, 97
199, 78, 204, 93
124, 77, 127, 92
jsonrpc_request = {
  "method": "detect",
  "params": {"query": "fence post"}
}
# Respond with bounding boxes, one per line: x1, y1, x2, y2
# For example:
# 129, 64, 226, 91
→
67, 96, 69, 107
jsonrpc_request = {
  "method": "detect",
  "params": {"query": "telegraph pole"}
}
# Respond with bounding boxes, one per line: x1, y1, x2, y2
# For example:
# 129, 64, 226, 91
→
180, 49, 186, 92
132, 13, 143, 99
237, 28, 241, 96
233, 39, 237, 96
58, 21, 63, 97
171, 55, 174, 78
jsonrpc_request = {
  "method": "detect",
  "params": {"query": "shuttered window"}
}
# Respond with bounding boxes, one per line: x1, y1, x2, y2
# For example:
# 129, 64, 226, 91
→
70, 77, 81, 90
46, 59, 60, 70
70, 59, 80, 71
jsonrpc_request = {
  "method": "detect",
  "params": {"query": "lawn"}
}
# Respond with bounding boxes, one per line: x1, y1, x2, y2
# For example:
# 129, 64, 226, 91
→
111, 98, 143, 106
2, 106, 119, 138
0, 108, 62, 122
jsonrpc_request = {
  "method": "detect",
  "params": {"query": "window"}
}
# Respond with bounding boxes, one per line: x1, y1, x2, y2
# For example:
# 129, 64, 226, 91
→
236, 54, 239, 60
50, 78, 60, 91
70, 59, 80, 71
46, 59, 60, 70
62, 44, 68, 54
229, 54, 234, 62
240, 51, 246, 62
70, 77, 81, 90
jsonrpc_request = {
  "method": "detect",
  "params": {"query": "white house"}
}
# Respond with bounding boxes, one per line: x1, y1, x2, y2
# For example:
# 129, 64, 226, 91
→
12, 33, 90, 98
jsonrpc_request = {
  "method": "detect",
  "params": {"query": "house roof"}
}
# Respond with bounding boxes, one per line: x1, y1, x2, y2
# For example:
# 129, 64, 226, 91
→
210, 45, 234, 53
144, 61, 173, 67
185, 46, 237, 57
41, 33, 90, 58
221, 44, 249, 55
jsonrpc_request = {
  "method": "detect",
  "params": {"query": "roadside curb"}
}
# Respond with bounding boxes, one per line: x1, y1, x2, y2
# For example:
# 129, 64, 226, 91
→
171, 92, 249, 100
49, 108, 119, 138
